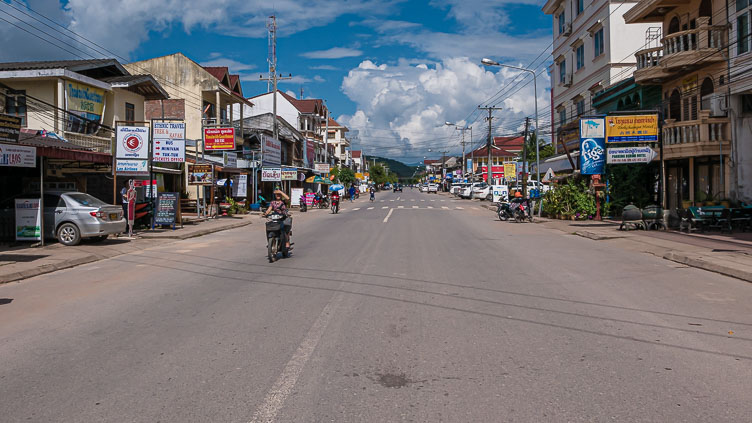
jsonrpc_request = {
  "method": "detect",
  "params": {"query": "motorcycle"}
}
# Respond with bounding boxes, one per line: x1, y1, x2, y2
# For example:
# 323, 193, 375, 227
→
370, 192, 375, 202
331, 195, 340, 214
510, 199, 533, 223
299, 195, 307, 212
265, 213, 291, 262
496, 201, 512, 221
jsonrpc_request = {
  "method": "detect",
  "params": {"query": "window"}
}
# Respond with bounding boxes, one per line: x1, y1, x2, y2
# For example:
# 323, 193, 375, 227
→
593, 28, 604, 57
742, 94, 752, 113
4, 89, 26, 126
738, 0, 749, 12
559, 109, 567, 125
576, 99, 585, 116
202, 101, 214, 120
558, 12, 565, 34
125, 102, 135, 122
577, 0, 584, 15
738, 13, 749, 54
576, 44, 585, 70
559, 60, 566, 83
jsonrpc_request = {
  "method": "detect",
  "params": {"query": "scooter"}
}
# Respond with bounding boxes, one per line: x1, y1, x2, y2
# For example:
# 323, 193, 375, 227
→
331, 195, 340, 214
496, 201, 512, 221
510, 198, 533, 223
265, 213, 291, 262
299, 195, 307, 212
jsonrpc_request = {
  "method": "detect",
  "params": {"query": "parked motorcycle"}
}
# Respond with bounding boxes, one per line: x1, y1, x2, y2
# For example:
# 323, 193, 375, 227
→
496, 201, 512, 221
510, 199, 533, 223
266, 213, 290, 262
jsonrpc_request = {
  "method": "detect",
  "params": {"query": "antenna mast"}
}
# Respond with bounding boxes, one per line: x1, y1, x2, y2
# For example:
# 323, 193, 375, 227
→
267, 16, 277, 93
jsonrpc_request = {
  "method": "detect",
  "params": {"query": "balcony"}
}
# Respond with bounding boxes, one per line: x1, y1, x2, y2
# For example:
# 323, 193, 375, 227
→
633, 19, 727, 84
63, 131, 112, 153
661, 113, 730, 160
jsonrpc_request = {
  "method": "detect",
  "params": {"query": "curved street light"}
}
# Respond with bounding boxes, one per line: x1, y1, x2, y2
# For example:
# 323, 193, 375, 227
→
481, 58, 541, 213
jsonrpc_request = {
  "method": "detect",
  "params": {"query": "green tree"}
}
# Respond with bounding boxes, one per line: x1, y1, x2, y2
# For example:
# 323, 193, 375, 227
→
369, 163, 388, 185
523, 132, 556, 164
335, 166, 356, 186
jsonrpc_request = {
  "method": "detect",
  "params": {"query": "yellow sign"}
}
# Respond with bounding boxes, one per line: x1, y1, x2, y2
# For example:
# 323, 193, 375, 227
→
66, 81, 105, 118
355, 172, 364, 179
504, 163, 516, 180
605, 114, 658, 143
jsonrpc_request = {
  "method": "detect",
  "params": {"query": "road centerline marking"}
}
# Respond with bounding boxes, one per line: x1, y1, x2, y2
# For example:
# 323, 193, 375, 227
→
367, 207, 374, 210
383, 208, 394, 223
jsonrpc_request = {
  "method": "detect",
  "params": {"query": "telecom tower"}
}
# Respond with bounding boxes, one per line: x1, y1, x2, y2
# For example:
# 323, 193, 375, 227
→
267, 16, 277, 93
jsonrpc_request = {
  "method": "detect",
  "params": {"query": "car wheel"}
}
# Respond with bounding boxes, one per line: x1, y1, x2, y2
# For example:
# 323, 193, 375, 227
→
57, 222, 81, 246
486, 195, 492, 202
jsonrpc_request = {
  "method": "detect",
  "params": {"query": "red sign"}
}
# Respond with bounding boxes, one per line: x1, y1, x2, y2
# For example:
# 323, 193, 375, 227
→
481, 166, 505, 182
204, 128, 235, 151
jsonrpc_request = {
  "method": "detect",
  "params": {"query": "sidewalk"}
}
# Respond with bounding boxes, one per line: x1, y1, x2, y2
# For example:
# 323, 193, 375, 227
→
476, 198, 752, 283
0, 215, 254, 284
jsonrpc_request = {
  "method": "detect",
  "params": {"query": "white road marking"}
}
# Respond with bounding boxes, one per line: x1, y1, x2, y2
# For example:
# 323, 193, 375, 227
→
455, 206, 464, 210
389, 200, 395, 202
440, 200, 445, 202
249, 293, 344, 423
420, 199, 425, 202
382, 206, 388, 209
431, 200, 436, 202
412, 205, 419, 209
398, 205, 404, 209
396, 196, 400, 201
442, 206, 449, 209
380, 200, 385, 202
427, 206, 433, 209
400, 199, 405, 202
367, 207, 374, 210
383, 208, 394, 223
410, 199, 415, 201
353, 208, 360, 211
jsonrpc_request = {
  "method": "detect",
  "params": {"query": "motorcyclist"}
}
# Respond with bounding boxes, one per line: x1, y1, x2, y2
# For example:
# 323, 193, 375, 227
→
263, 190, 292, 249
369, 186, 375, 201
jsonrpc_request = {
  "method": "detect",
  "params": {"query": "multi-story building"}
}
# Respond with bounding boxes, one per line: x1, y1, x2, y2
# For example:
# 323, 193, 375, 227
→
543, 0, 654, 154
625, 0, 731, 209
325, 118, 350, 166
728, 0, 752, 203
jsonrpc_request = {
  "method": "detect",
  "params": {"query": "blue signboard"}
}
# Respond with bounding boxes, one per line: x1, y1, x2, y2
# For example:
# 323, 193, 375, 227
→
580, 137, 606, 175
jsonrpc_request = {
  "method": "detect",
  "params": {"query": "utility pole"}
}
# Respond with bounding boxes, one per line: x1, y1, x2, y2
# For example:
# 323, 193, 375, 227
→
521, 117, 530, 198
259, 16, 292, 142
479, 106, 503, 186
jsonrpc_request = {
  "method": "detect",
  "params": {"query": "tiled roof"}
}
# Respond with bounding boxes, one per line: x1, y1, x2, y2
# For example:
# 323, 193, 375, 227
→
203, 66, 229, 82
492, 135, 525, 149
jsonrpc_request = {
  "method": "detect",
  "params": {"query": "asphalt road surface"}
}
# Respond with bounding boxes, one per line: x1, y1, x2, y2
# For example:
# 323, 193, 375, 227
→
2, 188, 751, 422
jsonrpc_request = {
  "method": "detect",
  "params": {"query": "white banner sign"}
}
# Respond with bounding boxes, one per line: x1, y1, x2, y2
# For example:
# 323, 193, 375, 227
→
315, 163, 330, 174
232, 174, 247, 197
224, 151, 238, 168
116, 159, 149, 175
262, 135, 282, 166
0, 143, 36, 167
15, 198, 41, 241
152, 122, 185, 162
116, 126, 149, 159
606, 146, 657, 164
261, 167, 282, 181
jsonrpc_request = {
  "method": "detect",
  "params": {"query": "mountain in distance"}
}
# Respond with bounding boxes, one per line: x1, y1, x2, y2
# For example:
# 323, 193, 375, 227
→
368, 156, 419, 179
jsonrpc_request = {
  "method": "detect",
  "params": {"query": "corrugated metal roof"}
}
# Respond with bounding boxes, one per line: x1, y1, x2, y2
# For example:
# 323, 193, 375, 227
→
0, 59, 127, 76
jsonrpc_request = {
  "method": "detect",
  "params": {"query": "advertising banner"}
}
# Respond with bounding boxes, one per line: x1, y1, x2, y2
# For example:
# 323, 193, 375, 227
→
466, 159, 473, 173
261, 135, 282, 166
607, 146, 657, 164
580, 117, 605, 139
281, 168, 298, 181
204, 128, 235, 151
605, 114, 658, 143
65, 81, 105, 134
232, 174, 247, 197
291, 188, 304, 206
0, 142, 36, 167
492, 185, 509, 203
223, 152, 238, 168
580, 137, 606, 175
261, 167, 282, 181
306, 139, 315, 169
116, 126, 149, 159
504, 163, 517, 181
153, 122, 185, 163
15, 198, 41, 241
116, 159, 149, 176
0, 114, 22, 143
315, 163, 330, 174
188, 164, 213, 185
355, 172, 364, 180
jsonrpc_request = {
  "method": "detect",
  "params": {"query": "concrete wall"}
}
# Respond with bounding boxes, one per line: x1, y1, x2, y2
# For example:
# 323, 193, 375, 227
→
106, 88, 145, 126
243, 93, 301, 132
1, 79, 59, 131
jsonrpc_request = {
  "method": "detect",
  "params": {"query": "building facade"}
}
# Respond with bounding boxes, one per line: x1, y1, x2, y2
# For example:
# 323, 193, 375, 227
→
729, 0, 752, 203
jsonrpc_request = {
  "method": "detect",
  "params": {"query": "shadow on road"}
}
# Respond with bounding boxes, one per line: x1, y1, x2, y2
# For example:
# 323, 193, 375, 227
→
0, 298, 13, 305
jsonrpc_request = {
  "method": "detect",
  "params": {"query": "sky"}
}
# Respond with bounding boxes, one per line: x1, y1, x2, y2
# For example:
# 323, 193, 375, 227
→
0, 0, 552, 163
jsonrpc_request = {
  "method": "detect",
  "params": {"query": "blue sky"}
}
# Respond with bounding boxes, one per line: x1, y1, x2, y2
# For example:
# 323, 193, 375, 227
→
1, 0, 552, 161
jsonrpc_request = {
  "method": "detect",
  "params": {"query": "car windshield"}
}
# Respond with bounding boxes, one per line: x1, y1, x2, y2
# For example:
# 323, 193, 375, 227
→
65, 193, 108, 207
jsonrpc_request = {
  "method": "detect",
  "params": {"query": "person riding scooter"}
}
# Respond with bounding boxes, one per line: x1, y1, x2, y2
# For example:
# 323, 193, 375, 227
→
263, 190, 293, 250
369, 186, 375, 202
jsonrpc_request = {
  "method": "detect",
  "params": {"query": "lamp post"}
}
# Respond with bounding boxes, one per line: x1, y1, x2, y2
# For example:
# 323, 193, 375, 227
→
481, 58, 540, 192
445, 122, 471, 178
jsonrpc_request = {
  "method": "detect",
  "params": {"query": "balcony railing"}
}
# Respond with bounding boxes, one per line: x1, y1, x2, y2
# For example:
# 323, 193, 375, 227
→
63, 131, 112, 153
662, 24, 725, 55
636, 47, 663, 70
662, 116, 729, 146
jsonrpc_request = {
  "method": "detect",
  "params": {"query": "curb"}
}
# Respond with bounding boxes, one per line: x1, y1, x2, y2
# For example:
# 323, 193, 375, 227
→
0, 254, 101, 284
663, 251, 752, 283
138, 219, 253, 240
574, 230, 627, 241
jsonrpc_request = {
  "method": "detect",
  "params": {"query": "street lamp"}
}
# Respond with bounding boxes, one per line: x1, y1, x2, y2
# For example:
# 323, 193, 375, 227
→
481, 58, 540, 211
445, 122, 471, 178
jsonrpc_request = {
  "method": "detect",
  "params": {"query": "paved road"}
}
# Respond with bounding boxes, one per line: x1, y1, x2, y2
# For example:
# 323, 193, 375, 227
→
1, 189, 751, 422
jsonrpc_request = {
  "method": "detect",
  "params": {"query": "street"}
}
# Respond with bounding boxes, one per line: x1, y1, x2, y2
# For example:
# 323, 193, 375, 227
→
1, 189, 752, 422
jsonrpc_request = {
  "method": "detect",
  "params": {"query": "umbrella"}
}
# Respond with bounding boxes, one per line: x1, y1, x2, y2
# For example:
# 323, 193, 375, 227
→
329, 184, 344, 191
305, 175, 331, 184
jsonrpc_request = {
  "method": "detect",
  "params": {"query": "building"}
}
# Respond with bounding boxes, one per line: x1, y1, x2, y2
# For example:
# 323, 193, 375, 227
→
728, 0, 752, 203
469, 135, 525, 181
0, 59, 167, 202
542, 0, 654, 154
625, 0, 731, 209
325, 118, 350, 166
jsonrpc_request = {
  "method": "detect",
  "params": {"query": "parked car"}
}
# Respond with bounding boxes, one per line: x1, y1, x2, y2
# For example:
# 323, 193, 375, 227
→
427, 183, 439, 193
459, 182, 483, 199
420, 184, 429, 192
450, 183, 467, 196
393, 184, 403, 192
473, 184, 497, 201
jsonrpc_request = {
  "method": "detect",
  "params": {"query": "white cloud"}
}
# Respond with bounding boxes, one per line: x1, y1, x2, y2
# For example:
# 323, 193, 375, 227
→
313, 75, 326, 83
200, 57, 256, 71
310, 65, 339, 71
301, 47, 363, 59
338, 58, 550, 159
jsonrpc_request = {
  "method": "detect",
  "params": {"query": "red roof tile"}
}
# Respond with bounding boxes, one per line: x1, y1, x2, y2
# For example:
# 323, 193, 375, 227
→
203, 66, 229, 83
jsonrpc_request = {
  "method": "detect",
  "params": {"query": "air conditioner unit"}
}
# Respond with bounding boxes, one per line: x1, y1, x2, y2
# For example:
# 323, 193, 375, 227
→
563, 23, 572, 36
564, 73, 573, 87
703, 93, 728, 117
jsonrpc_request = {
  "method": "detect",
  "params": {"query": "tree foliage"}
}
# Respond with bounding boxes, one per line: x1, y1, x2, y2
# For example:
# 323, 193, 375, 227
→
335, 166, 356, 186
523, 132, 556, 164
606, 163, 658, 215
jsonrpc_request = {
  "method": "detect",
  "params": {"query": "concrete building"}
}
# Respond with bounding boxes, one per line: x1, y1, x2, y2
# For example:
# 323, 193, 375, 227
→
625, 0, 731, 209
728, 0, 752, 203
325, 118, 350, 166
542, 0, 654, 154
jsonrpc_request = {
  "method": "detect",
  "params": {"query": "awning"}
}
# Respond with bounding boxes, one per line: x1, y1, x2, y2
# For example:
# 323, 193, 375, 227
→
151, 165, 183, 174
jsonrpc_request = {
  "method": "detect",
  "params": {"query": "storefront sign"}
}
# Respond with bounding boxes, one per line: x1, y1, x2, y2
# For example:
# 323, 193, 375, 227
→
188, 164, 213, 185
606, 146, 657, 164
580, 117, 605, 139
315, 163, 330, 174
0, 114, 22, 143
116, 159, 149, 176
204, 127, 235, 151
262, 135, 282, 166
504, 163, 516, 181
116, 126, 150, 159
580, 137, 606, 175
223, 152, 238, 168
492, 185, 509, 203
0, 143, 36, 167
154, 192, 178, 227
291, 187, 304, 206
261, 167, 282, 181
605, 114, 658, 143
306, 139, 315, 169
153, 122, 185, 162
15, 198, 41, 241
65, 81, 105, 134
281, 168, 297, 181
232, 174, 247, 197
355, 172, 363, 180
